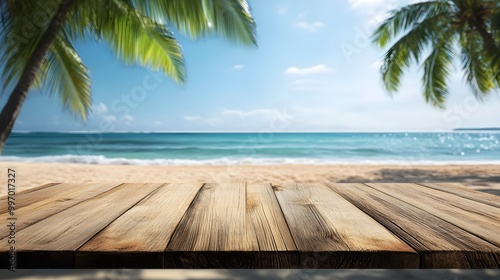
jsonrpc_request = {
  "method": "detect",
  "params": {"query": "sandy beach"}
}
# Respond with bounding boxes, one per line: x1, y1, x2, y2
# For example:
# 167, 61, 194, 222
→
2, 162, 499, 196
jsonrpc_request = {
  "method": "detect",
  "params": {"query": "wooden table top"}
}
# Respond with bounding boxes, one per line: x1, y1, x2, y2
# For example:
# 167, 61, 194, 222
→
1, 182, 499, 269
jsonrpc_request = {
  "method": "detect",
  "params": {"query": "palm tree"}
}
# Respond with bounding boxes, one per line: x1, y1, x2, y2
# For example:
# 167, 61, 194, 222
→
0, 0, 256, 153
372, 0, 500, 108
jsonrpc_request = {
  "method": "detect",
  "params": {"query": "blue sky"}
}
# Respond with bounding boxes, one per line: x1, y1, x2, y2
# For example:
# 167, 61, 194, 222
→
5, 0, 500, 132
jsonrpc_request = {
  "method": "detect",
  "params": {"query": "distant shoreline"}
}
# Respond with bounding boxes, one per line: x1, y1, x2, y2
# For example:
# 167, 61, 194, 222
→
10, 130, 500, 134
454, 128, 500, 131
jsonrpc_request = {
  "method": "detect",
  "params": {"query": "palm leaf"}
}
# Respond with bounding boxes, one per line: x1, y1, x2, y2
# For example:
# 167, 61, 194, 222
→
379, 15, 449, 93
0, 1, 46, 92
131, 0, 256, 45
91, 0, 185, 83
372, 0, 452, 48
39, 34, 92, 120
490, 9, 500, 81
460, 33, 496, 98
422, 35, 456, 107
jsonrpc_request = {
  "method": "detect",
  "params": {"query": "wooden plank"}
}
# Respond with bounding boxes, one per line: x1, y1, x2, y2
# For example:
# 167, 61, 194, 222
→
0, 183, 59, 214
0, 183, 163, 268
5, 182, 59, 196
165, 183, 299, 268
419, 183, 500, 208
327, 183, 499, 268
367, 183, 500, 248
245, 183, 298, 268
0, 183, 122, 239
273, 183, 418, 268
165, 183, 247, 268
76, 183, 203, 268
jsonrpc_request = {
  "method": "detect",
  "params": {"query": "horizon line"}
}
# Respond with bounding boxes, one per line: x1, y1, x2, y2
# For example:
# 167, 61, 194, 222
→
11, 129, 500, 134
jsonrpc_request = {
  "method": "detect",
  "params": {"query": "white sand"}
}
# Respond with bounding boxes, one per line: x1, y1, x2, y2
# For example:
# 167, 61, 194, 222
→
1, 162, 499, 196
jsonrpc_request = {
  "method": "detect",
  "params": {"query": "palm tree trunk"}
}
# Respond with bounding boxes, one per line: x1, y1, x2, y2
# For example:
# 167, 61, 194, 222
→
0, 0, 74, 153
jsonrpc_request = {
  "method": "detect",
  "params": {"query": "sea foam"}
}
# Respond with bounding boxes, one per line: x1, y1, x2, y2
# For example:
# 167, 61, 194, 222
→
1, 154, 500, 166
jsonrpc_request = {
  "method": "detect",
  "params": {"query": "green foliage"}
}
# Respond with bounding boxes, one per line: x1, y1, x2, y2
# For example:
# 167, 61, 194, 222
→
372, 0, 500, 107
0, 0, 256, 121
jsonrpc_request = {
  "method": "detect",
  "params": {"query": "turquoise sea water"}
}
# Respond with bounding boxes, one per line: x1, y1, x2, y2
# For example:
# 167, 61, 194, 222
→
1, 132, 499, 165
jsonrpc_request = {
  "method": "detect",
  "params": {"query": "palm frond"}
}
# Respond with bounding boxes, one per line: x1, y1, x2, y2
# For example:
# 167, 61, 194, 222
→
0, 0, 51, 92
422, 36, 456, 107
62, 0, 94, 41
373, 0, 452, 48
39, 34, 92, 120
379, 15, 449, 93
460, 33, 496, 98
490, 9, 500, 81
91, 0, 185, 83
131, 0, 256, 45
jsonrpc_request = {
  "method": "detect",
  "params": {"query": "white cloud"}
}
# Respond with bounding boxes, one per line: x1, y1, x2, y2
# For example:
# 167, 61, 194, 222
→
184, 116, 202, 121
123, 115, 135, 122
220, 108, 285, 118
278, 7, 287, 15
93, 103, 118, 123
296, 21, 324, 32
103, 115, 117, 122
206, 117, 223, 126
183, 115, 223, 126
297, 12, 307, 19
284, 64, 334, 75
291, 79, 325, 91
181, 109, 295, 129
233, 64, 245, 70
93, 102, 108, 115
292, 79, 317, 86
349, 0, 387, 9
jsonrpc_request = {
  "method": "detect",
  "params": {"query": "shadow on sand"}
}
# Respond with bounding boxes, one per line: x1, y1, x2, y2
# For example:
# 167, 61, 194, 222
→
336, 168, 500, 196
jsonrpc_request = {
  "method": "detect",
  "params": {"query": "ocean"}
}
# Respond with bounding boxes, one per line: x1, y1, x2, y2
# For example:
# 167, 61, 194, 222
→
1, 132, 499, 165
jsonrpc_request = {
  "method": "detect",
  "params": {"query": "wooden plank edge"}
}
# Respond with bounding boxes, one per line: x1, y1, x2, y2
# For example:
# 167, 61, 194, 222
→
0, 183, 165, 269
299, 250, 419, 268
76, 251, 163, 268
0, 183, 126, 240
366, 183, 500, 250
327, 183, 499, 269
164, 251, 300, 268
74, 184, 169, 268
0, 183, 60, 211
0, 250, 73, 269
417, 182, 500, 208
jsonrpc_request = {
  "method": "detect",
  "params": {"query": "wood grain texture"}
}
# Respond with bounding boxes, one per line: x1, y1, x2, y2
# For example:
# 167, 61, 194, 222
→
0, 183, 122, 239
0, 183, 162, 268
0, 183, 59, 214
273, 183, 418, 268
327, 183, 499, 268
367, 183, 500, 248
165, 183, 299, 268
245, 183, 298, 268
76, 183, 203, 268
1, 181, 498, 269
419, 182, 500, 208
